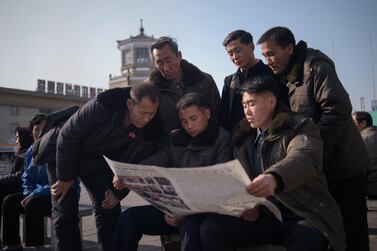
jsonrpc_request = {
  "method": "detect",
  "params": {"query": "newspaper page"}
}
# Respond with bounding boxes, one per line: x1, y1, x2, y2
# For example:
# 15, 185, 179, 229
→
105, 156, 281, 221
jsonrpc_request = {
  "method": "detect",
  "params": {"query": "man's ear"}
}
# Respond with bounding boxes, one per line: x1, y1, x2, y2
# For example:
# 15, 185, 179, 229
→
126, 98, 133, 109
204, 108, 211, 119
287, 44, 294, 56
177, 51, 182, 60
360, 120, 367, 129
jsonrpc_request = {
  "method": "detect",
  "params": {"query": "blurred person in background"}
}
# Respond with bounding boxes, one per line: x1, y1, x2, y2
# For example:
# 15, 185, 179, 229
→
353, 111, 377, 199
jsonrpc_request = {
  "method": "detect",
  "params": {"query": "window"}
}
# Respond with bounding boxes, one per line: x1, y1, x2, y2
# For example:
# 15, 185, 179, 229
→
123, 50, 132, 65
136, 48, 149, 64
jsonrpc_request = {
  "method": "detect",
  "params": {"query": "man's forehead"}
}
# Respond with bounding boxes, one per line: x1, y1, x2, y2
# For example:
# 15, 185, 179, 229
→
242, 92, 257, 101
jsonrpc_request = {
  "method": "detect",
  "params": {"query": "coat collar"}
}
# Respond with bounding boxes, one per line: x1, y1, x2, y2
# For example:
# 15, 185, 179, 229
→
280, 40, 308, 85
149, 60, 205, 89
171, 118, 219, 148
232, 103, 293, 147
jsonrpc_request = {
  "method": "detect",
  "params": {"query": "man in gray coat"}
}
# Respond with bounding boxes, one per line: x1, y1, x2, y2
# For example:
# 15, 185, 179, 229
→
50, 83, 165, 251
258, 26, 369, 251
145, 36, 221, 133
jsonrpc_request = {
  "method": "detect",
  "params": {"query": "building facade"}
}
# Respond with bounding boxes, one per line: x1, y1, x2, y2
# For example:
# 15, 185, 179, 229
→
109, 20, 157, 88
0, 86, 90, 145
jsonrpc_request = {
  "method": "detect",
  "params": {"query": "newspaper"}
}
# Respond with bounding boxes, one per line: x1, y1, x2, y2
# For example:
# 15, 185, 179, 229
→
105, 156, 281, 221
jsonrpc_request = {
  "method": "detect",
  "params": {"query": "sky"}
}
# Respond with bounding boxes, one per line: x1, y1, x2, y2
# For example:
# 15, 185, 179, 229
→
0, 0, 376, 110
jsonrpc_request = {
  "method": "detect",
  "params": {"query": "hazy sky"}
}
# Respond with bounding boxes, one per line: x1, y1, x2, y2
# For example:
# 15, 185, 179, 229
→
0, 0, 376, 110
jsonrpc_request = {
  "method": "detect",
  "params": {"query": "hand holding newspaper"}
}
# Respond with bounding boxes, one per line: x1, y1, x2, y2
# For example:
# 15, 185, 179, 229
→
104, 156, 281, 221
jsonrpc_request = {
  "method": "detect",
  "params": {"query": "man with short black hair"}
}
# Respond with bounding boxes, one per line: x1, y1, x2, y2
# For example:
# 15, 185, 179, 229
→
51, 82, 165, 251
218, 30, 281, 132
146, 36, 220, 133
258, 26, 369, 251
112, 92, 232, 251
200, 76, 345, 251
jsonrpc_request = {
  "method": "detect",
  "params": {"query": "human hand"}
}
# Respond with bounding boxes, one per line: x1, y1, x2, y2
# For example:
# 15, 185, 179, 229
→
21, 195, 34, 208
113, 176, 127, 190
51, 179, 74, 203
164, 214, 184, 227
246, 174, 277, 197
241, 205, 260, 222
102, 189, 120, 209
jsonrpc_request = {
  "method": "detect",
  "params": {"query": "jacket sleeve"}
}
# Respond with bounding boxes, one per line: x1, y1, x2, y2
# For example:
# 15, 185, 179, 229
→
56, 99, 110, 181
215, 130, 233, 164
22, 161, 50, 197
22, 165, 36, 196
141, 146, 172, 167
266, 123, 323, 193
312, 60, 352, 145
204, 74, 221, 119
217, 77, 231, 130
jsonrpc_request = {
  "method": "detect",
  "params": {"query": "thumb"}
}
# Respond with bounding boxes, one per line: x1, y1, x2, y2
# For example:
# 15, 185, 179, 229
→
58, 190, 68, 204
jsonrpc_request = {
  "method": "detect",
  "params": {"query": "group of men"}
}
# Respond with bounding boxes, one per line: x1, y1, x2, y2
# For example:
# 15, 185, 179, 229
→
38, 26, 369, 251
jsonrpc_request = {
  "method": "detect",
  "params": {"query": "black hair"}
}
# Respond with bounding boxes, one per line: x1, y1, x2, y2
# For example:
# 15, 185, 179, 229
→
130, 82, 160, 104
223, 30, 253, 47
241, 75, 279, 98
30, 113, 47, 126
353, 111, 373, 127
176, 92, 209, 111
257, 26, 296, 48
150, 36, 179, 55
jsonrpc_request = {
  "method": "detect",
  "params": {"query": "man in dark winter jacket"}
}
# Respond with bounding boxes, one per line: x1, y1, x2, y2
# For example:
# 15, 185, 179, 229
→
200, 76, 345, 251
112, 92, 232, 251
50, 82, 165, 251
145, 36, 220, 133
258, 26, 369, 251
217, 30, 284, 132
353, 111, 377, 199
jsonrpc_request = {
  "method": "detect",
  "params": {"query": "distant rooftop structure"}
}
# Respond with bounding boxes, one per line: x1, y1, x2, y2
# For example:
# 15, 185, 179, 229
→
109, 19, 157, 89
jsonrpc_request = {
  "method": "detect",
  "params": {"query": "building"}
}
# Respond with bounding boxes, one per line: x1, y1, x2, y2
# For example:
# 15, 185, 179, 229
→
109, 19, 157, 88
0, 86, 90, 145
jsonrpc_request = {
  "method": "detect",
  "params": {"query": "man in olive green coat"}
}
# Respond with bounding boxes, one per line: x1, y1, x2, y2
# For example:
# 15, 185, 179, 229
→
200, 76, 345, 251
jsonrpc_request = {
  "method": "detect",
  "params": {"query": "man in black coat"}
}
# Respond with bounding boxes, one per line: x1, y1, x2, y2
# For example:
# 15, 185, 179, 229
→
50, 82, 165, 251
218, 30, 285, 132
145, 36, 220, 133
112, 93, 232, 251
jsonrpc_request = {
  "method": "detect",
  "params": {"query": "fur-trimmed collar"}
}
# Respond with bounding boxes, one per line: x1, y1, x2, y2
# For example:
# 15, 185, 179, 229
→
281, 40, 308, 84
149, 60, 205, 89
232, 103, 293, 146
171, 119, 219, 148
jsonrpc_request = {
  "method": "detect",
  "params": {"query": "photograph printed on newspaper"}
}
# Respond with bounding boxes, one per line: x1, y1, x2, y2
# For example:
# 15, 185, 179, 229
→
104, 156, 281, 221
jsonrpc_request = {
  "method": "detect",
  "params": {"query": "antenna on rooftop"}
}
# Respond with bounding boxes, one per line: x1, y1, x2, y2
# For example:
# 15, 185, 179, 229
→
369, 35, 376, 101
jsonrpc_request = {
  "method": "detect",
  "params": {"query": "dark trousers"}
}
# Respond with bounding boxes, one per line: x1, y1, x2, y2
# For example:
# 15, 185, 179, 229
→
112, 205, 204, 251
47, 161, 121, 251
328, 172, 369, 251
112, 205, 179, 251
200, 207, 328, 251
0, 177, 22, 246
1, 192, 51, 247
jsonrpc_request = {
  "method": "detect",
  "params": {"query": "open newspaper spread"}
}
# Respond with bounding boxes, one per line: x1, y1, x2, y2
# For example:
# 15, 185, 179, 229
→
105, 156, 281, 221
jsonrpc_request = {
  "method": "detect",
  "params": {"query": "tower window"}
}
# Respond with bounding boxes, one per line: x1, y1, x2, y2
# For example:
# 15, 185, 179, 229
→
136, 48, 149, 64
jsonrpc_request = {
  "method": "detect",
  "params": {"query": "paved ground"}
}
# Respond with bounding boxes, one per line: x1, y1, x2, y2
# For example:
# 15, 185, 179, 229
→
37, 185, 377, 250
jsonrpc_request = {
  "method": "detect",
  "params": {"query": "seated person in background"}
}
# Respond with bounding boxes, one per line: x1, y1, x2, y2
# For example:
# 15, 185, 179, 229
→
200, 76, 345, 251
353, 111, 377, 199
1, 113, 50, 251
112, 92, 232, 251
0, 126, 34, 248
